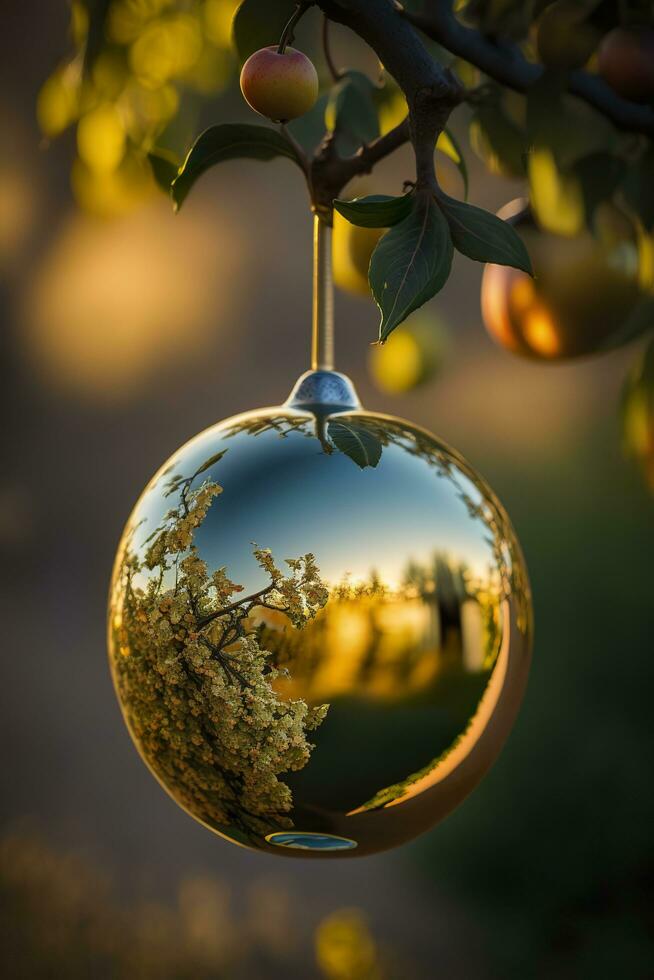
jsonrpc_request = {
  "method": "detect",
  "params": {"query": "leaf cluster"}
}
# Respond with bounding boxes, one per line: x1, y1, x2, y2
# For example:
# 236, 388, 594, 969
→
334, 189, 531, 341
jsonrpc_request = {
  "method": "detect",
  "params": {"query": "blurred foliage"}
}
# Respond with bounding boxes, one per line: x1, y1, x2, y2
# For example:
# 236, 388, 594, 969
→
369, 312, 448, 394
622, 335, 654, 492
21, 204, 247, 399
315, 910, 384, 980
0, 829, 393, 979
38, 0, 241, 214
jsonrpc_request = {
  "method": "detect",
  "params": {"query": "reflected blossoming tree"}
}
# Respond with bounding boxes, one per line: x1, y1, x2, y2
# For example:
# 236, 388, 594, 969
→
110, 465, 329, 844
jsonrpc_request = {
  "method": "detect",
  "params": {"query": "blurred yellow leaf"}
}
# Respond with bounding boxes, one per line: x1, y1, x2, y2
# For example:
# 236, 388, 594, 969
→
315, 909, 381, 980
436, 129, 460, 164
637, 227, 654, 292
369, 313, 447, 393
130, 14, 203, 86
77, 103, 126, 173
528, 148, 584, 237
204, 0, 241, 48
37, 67, 79, 137
378, 88, 407, 136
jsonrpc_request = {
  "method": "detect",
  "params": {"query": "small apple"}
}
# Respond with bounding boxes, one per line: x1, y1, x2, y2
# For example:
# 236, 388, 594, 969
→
240, 46, 318, 121
481, 200, 644, 360
597, 27, 654, 103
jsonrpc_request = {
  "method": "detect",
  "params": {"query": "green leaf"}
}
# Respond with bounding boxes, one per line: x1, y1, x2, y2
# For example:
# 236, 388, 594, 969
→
148, 148, 181, 194
437, 194, 533, 275
172, 124, 302, 210
231, 0, 296, 63
369, 192, 453, 343
333, 193, 414, 228
436, 128, 468, 199
325, 70, 379, 157
328, 420, 383, 469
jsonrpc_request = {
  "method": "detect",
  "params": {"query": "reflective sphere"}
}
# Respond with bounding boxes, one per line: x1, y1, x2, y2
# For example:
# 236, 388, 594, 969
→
108, 371, 532, 857
481, 200, 643, 360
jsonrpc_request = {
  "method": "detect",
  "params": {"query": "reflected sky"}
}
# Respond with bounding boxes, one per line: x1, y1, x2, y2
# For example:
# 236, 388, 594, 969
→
132, 408, 498, 596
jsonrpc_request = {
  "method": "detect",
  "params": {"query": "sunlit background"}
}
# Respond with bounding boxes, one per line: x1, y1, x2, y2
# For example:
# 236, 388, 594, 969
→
1, 2, 653, 977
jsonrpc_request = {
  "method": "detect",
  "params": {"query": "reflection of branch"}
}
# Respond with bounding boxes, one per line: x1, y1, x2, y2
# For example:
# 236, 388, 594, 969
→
256, 600, 291, 613
198, 635, 251, 687
197, 583, 277, 629
322, 14, 343, 82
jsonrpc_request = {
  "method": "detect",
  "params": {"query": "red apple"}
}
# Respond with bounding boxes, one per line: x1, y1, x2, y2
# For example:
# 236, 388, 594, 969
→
240, 46, 319, 122
598, 27, 654, 103
481, 201, 644, 360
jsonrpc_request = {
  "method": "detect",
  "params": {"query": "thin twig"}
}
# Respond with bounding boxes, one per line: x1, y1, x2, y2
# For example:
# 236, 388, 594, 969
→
280, 122, 310, 176
197, 583, 276, 629
322, 14, 342, 82
278, 1, 314, 54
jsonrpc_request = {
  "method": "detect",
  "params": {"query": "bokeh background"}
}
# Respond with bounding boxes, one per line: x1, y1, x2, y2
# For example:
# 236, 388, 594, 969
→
1, 2, 653, 977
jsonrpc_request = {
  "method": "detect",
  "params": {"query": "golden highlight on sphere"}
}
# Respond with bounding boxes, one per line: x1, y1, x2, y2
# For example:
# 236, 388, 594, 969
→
481, 203, 643, 360
108, 401, 532, 857
239, 46, 318, 121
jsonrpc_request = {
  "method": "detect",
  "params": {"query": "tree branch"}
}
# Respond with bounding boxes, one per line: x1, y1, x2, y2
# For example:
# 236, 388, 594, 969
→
317, 0, 458, 104
197, 582, 276, 629
310, 118, 410, 216
400, 2, 654, 138
310, 0, 463, 213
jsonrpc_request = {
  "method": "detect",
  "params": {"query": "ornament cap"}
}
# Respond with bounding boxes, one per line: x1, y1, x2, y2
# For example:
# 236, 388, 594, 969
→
285, 369, 361, 412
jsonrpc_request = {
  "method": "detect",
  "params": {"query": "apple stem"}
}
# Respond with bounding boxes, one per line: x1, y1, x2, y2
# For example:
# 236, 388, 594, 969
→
311, 214, 335, 371
278, 1, 314, 55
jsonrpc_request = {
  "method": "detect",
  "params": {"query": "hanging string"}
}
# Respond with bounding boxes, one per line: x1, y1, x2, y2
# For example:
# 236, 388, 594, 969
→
311, 215, 335, 372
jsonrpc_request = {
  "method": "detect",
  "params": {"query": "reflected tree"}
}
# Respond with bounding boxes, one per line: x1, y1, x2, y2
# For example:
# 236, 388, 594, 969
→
110, 467, 329, 842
